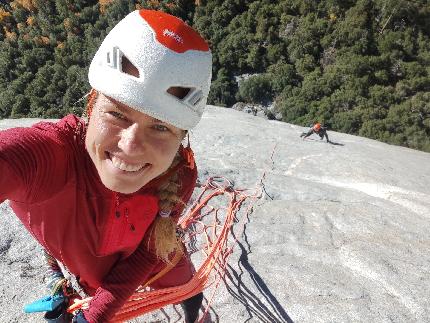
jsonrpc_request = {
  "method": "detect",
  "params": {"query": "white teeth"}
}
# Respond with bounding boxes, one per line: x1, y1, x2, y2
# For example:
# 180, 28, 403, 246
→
111, 155, 146, 172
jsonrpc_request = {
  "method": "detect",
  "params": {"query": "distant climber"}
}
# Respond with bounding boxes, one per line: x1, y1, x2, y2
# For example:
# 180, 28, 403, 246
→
300, 122, 330, 142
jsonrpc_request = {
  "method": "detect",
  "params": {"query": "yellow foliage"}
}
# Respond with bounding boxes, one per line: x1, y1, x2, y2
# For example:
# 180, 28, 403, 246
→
17, 22, 25, 30
26, 16, 35, 25
57, 42, 65, 49
36, 36, 50, 45
13, 0, 36, 11
148, 0, 160, 8
329, 13, 337, 22
99, 0, 114, 13
99, 0, 114, 5
0, 8, 11, 23
64, 18, 72, 31
3, 27, 17, 41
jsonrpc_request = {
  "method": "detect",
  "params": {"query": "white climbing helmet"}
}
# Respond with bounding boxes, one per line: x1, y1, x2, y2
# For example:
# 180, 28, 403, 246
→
88, 10, 212, 130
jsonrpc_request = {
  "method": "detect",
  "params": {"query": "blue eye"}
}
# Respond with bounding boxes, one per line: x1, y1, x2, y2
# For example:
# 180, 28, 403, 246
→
153, 124, 169, 132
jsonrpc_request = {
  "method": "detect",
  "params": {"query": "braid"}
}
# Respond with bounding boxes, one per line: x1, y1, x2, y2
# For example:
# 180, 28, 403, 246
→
84, 88, 98, 119
152, 153, 185, 262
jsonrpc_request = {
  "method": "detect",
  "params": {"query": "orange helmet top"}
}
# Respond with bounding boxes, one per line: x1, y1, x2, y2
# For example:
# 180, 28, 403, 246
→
313, 123, 321, 131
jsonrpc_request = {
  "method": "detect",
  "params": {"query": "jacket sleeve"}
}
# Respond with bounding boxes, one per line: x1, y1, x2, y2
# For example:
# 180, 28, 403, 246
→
83, 240, 160, 322
0, 152, 21, 203
0, 123, 70, 204
0, 127, 31, 203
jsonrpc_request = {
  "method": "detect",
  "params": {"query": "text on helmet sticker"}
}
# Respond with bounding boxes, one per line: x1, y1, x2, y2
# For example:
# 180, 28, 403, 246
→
163, 29, 184, 44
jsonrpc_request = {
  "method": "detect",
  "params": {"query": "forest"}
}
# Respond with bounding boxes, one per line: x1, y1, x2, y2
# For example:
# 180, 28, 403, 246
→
1, 0, 429, 152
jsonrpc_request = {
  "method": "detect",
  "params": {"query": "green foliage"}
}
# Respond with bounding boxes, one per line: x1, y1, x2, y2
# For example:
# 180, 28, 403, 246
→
1, 0, 429, 153
267, 61, 297, 95
208, 68, 237, 107
237, 74, 272, 105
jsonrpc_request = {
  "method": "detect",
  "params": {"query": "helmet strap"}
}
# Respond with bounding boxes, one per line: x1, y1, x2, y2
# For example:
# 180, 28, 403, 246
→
186, 133, 190, 148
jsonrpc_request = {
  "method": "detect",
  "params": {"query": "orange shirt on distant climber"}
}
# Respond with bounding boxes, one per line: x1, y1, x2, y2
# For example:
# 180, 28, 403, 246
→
300, 122, 330, 142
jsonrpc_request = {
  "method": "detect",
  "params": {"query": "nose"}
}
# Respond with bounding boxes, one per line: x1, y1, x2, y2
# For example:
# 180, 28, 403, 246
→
118, 123, 145, 154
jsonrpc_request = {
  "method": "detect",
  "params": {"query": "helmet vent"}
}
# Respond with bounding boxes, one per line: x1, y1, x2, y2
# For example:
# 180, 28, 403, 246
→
167, 86, 191, 100
121, 56, 140, 78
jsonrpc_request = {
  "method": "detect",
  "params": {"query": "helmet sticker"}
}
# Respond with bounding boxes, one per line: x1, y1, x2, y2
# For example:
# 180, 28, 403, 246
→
139, 9, 209, 53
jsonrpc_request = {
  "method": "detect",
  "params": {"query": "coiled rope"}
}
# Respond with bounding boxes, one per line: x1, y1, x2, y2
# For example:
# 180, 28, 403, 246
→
67, 176, 262, 322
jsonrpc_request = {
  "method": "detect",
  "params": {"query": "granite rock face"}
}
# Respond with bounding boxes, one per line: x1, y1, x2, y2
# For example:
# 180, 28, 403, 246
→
1, 106, 429, 322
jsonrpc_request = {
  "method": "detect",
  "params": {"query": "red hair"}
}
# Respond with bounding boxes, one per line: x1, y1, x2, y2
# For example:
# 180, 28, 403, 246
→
86, 89, 98, 118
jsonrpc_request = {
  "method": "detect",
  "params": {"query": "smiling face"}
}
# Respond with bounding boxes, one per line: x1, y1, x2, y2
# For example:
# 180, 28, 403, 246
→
85, 93, 185, 194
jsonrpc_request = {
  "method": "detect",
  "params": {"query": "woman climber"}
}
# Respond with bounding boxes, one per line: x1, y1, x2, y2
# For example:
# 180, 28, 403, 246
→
0, 9, 212, 323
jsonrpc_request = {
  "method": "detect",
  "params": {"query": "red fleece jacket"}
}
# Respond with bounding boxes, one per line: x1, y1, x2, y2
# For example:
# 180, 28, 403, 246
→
0, 115, 197, 322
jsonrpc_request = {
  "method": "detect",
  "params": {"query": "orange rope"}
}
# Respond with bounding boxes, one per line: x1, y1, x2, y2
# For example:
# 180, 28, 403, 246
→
68, 176, 261, 322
